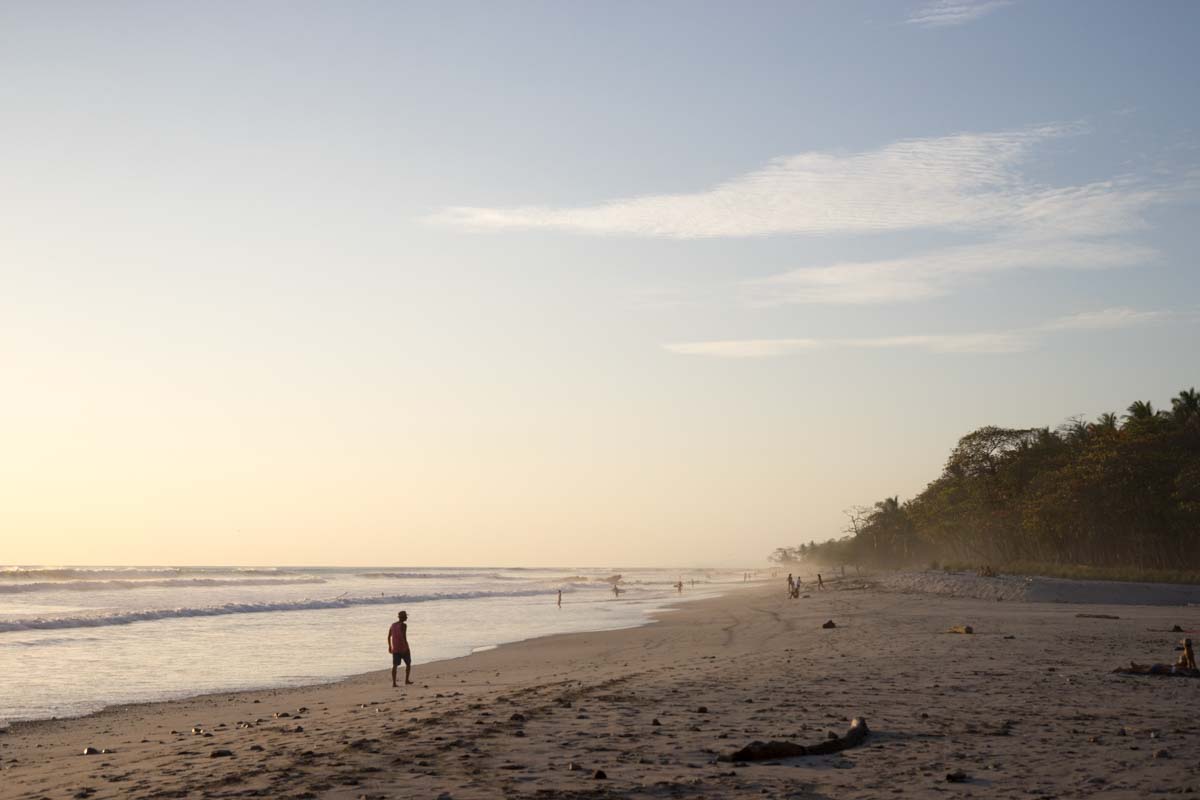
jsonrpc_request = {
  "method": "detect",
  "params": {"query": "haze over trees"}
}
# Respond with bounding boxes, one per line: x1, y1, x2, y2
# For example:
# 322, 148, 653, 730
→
774, 388, 1200, 573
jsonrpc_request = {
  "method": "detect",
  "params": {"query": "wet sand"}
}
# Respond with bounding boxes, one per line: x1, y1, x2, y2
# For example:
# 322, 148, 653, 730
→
3, 578, 1199, 799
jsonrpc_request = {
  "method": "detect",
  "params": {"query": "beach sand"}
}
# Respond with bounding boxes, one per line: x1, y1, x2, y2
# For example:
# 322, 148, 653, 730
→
4, 577, 1199, 799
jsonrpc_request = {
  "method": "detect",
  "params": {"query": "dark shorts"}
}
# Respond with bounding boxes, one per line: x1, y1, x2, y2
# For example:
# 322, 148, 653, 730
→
392, 650, 411, 667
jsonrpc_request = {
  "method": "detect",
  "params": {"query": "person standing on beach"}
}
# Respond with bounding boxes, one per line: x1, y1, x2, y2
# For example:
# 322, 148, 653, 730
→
787, 573, 794, 595
388, 611, 413, 688
557, 589, 562, 608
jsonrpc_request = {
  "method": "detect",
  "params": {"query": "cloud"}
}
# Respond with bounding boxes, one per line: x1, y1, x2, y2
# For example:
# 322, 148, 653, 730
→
663, 339, 822, 359
433, 123, 1171, 306
663, 307, 1174, 359
431, 125, 1087, 239
1038, 307, 1171, 331
906, 0, 1014, 28
745, 237, 1158, 306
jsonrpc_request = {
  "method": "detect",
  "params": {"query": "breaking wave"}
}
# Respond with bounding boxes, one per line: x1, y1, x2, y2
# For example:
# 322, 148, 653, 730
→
0, 588, 556, 633
356, 572, 507, 580
0, 577, 328, 594
0, 567, 302, 581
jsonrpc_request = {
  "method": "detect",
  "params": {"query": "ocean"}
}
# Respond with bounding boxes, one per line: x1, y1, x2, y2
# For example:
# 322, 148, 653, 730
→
0, 565, 746, 726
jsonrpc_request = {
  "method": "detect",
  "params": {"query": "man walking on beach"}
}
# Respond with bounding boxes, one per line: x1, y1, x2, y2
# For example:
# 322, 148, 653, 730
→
388, 611, 413, 688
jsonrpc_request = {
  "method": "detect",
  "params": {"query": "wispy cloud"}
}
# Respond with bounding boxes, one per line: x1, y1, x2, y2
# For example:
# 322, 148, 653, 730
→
906, 0, 1014, 28
663, 308, 1175, 359
744, 237, 1158, 306
433, 124, 1173, 306
432, 125, 1084, 239
1038, 307, 1171, 331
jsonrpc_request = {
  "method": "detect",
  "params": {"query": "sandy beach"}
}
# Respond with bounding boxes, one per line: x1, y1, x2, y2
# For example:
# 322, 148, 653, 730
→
4, 576, 1200, 799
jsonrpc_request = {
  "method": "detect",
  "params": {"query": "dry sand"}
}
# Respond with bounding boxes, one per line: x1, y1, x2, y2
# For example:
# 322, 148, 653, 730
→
4, 576, 1200, 799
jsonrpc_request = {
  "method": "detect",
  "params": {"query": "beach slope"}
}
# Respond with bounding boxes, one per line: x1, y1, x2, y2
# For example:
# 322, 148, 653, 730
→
4, 579, 1198, 798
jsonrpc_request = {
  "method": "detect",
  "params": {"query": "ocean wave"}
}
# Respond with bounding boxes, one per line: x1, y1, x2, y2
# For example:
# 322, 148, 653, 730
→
0, 636, 102, 648
0, 567, 302, 581
0, 577, 328, 594
355, 571, 507, 580
0, 588, 558, 633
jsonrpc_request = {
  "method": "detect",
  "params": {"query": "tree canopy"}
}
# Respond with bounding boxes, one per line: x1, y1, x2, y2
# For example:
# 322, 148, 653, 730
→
779, 387, 1200, 571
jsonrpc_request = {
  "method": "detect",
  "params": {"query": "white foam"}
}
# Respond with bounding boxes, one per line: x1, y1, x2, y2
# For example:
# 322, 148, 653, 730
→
356, 572, 506, 580
0, 567, 300, 581
0, 577, 328, 594
0, 588, 558, 632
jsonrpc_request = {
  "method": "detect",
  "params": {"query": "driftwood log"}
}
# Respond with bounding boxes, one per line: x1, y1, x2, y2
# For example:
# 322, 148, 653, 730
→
718, 717, 869, 762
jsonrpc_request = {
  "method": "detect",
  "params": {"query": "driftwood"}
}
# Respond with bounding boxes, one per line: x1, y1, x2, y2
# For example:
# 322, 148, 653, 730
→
718, 717, 869, 762
1076, 613, 1120, 620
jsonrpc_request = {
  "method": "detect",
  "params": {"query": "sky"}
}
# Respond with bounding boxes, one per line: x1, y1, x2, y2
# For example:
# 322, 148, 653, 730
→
2, 0, 1198, 568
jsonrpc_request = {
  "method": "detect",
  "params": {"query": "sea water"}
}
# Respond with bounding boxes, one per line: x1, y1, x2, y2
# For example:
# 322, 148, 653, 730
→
0, 565, 745, 725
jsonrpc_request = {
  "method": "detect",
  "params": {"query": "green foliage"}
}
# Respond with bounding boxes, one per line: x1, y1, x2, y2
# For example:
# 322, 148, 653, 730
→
783, 387, 1200, 574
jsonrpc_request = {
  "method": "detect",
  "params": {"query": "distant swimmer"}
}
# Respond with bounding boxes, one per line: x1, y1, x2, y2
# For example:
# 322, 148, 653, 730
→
612, 584, 621, 598
675, 580, 683, 594
388, 610, 413, 688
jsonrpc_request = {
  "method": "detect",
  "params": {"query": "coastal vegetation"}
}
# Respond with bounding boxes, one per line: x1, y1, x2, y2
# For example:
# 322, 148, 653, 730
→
775, 388, 1200, 579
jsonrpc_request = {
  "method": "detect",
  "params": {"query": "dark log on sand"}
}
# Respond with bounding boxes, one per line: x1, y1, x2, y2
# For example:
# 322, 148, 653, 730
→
719, 717, 869, 762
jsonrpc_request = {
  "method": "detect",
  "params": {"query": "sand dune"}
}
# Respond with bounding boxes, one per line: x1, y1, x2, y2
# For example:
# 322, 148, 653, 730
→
3, 577, 1198, 798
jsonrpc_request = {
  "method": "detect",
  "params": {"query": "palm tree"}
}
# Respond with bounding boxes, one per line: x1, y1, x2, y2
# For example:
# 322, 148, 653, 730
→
874, 496, 901, 515
1061, 417, 1090, 445
870, 496, 915, 561
1172, 388, 1200, 423
1124, 400, 1156, 424
1092, 412, 1119, 432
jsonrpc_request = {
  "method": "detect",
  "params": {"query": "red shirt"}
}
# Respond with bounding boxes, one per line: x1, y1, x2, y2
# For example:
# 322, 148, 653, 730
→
388, 621, 408, 653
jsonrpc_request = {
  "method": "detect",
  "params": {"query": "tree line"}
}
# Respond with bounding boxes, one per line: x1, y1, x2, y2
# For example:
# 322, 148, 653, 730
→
773, 388, 1200, 572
